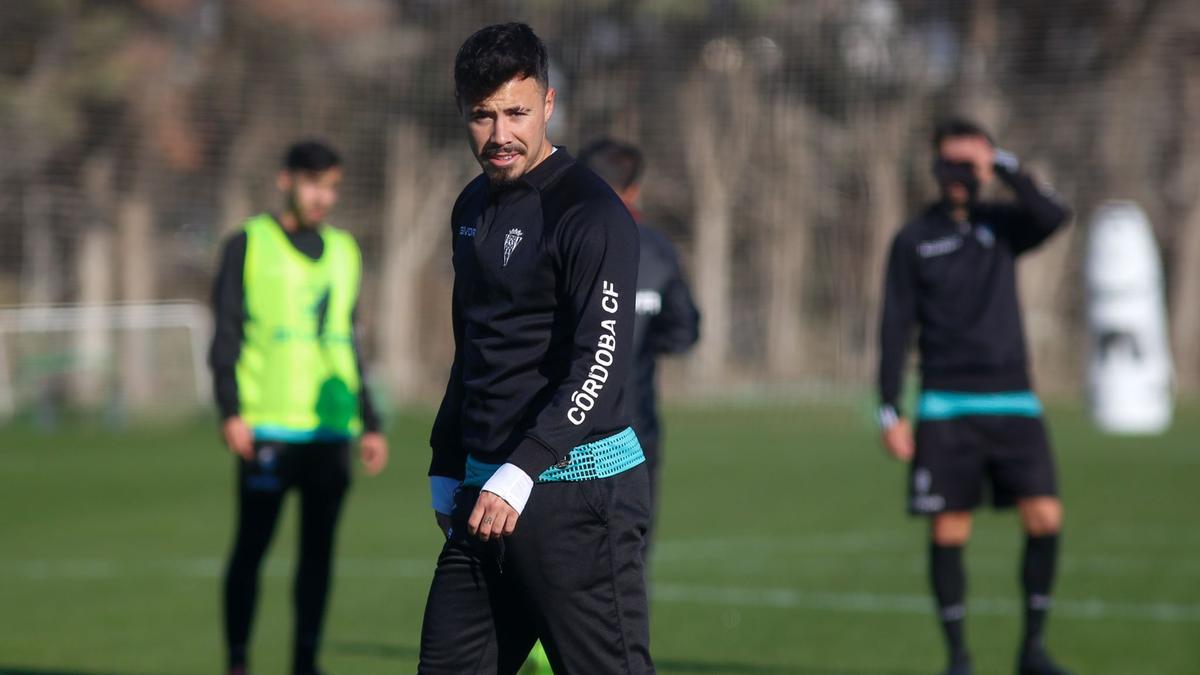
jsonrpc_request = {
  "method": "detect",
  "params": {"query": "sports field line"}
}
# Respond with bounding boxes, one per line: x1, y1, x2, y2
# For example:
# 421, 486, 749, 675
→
652, 533, 1200, 576
651, 583, 1200, 623
8, 542, 1196, 580
4, 557, 1198, 624
653, 529, 1200, 555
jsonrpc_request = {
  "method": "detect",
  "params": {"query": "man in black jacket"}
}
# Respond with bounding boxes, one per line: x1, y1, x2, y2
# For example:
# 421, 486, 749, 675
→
417, 24, 652, 674
579, 138, 700, 542
878, 119, 1072, 675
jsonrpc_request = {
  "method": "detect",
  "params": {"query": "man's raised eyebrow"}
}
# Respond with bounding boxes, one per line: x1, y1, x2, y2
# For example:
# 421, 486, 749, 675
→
504, 105, 531, 114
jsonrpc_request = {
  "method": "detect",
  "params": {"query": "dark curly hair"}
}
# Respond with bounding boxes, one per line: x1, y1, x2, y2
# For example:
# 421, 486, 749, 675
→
282, 140, 341, 173
932, 117, 994, 151
454, 23, 549, 107
579, 139, 644, 191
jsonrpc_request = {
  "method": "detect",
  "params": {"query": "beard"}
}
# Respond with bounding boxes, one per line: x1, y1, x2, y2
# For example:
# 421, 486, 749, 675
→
483, 163, 522, 187
479, 142, 529, 187
285, 196, 325, 228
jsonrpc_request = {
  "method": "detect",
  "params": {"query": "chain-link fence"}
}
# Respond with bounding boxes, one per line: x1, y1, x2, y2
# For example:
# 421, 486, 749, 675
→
1, 0, 1198, 420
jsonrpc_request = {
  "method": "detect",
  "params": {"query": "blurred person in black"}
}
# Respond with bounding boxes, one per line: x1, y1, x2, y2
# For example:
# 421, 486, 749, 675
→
877, 119, 1072, 675
209, 140, 388, 675
579, 138, 700, 545
418, 23, 653, 674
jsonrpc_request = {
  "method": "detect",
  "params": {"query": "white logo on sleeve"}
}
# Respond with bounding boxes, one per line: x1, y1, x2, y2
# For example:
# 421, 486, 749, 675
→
503, 228, 523, 267
567, 281, 620, 427
635, 290, 662, 316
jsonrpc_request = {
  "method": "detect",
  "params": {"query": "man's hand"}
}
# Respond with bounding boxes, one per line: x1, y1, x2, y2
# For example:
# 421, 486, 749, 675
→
359, 432, 389, 476
940, 135, 995, 188
970, 141, 996, 187
222, 416, 254, 460
468, 491, 518, 541
435, 512, 452, 538
882, 418, 915, 462
993, 148, 1020, 176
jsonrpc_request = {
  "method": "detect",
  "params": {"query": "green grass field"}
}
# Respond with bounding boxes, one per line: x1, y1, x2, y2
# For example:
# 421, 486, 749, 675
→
1, 402, 1197, 674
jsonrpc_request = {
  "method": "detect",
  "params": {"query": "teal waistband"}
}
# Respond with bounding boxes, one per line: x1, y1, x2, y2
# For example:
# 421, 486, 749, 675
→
464, 427, 645, 487
918, 390, 1043, 420
252, 425, 352, 443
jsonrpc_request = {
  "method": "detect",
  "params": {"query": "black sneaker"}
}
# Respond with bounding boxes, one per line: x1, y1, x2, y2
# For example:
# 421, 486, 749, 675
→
1018, 645, 1072, 675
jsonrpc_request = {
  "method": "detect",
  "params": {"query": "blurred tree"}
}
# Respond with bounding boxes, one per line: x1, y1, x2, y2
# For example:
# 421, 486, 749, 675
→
377, 123, 468, 400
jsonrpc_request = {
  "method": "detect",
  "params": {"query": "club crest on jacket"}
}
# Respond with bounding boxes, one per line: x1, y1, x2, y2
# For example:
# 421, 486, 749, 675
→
503, 228, 524, 267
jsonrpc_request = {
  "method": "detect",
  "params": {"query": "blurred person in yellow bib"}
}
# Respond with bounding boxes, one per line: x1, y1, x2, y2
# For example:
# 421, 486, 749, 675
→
208, 140, 388, 675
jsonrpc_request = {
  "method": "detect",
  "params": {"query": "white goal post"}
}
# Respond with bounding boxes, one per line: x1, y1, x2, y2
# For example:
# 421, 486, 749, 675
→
0, 301, 212, 420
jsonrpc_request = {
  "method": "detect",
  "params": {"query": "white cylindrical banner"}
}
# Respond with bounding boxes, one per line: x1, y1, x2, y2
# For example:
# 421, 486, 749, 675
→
1085, 200, 1173, 434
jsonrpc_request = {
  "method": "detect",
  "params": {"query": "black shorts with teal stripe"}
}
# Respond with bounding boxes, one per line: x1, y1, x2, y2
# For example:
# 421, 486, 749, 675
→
909, 390, 1058, 514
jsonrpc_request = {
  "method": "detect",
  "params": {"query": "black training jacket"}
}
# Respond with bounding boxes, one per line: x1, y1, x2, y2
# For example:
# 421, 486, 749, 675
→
429, 148, 640, 480
626, 224, 700, 454
878, 168, 1072, 414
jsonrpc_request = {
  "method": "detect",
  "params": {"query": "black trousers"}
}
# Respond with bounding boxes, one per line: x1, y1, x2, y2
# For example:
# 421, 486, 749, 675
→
419, 465, 654, 674
223, 440, 351, 673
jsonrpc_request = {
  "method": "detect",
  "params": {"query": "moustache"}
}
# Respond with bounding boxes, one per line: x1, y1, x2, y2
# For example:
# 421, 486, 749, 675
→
482, 144, 525, 158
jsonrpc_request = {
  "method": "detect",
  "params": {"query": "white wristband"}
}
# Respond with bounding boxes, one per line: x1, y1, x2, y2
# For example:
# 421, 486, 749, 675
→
993, 148, 1020, 174
430, 476, 462, 515
878, 405, 900, 430
481, 463, 535, 515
